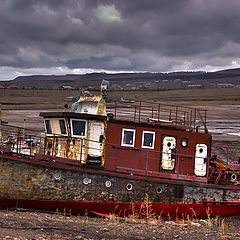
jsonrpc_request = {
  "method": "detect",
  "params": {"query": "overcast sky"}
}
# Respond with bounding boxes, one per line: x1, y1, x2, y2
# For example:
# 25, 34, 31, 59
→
0, 0, 240, 80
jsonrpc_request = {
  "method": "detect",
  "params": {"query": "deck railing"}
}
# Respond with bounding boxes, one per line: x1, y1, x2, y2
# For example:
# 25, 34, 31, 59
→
106, 100, 208, 133
0, 124, 45, 156
212, 144, 240, 168
0, 124, 102, 162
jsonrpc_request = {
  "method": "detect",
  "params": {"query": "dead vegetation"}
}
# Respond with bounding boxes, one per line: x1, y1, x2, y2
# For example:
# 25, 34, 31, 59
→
0, 209, 240, 240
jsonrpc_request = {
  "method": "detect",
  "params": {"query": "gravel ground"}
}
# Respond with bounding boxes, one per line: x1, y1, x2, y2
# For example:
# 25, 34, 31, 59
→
0, 210, 240, 240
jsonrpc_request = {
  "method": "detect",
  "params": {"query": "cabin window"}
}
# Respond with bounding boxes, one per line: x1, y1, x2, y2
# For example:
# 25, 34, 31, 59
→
181, 138, 188, 148
142, 131, 155, 149
44, 119, 53, 135
70, 119, 87, 137
121, 128, 135, 147
58, 119, 67, 135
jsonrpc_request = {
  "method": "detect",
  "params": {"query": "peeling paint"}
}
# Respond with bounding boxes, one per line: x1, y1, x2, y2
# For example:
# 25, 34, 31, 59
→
75, 95, 106, 116
1, 157, 240, 204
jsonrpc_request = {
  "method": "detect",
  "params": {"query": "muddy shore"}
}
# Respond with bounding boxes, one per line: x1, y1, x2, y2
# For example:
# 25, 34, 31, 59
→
0, 210, 240, 239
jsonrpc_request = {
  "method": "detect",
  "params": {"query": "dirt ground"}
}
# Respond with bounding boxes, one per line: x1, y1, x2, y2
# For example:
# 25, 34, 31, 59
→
0, 210, 240, 240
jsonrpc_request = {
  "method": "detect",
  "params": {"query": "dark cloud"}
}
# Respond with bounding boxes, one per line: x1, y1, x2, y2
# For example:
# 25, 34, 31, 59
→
0, 0, 240, 79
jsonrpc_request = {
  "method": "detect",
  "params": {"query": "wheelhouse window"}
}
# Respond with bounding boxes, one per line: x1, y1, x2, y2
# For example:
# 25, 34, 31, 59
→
59, 119, 67, 135
70, 119, 87, 137
121, 128, 135, 147
44, 119, 53, 135
142, 131, 155, 149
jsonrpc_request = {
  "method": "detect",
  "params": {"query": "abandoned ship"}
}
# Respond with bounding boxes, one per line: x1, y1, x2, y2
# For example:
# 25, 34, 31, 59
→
0, 83, 240, 219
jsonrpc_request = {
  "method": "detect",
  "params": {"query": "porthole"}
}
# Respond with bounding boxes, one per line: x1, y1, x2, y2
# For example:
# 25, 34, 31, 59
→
54, 173, 61, 180
156, 187, 162, 194
83, 178, 91, 185
126, 183, 133, 191
167, 142, 171, 147
199, 148, 203, 153
181, 138, 188, 148
231, 173, 237, 181
105, 180, 112, 188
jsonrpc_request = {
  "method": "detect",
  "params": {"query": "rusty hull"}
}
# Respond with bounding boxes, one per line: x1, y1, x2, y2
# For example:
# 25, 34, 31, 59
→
0, 154, 240, 205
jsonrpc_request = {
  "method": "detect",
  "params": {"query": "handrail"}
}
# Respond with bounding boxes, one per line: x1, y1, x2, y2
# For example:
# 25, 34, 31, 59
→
106, 99, 208, 132
212, 144, 240, 166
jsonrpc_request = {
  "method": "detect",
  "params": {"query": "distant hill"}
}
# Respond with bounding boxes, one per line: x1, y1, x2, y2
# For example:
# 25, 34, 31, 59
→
1, 68, 240, 90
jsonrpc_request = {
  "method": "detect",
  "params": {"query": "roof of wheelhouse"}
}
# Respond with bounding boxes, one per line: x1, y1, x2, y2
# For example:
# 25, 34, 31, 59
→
39, 112, 107, 121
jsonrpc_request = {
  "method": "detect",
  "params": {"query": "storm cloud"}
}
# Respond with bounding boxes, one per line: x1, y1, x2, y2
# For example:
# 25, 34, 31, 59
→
0, 0, 240, 79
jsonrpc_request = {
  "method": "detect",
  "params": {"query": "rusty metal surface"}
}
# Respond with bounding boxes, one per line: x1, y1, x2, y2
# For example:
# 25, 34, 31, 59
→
75, 95, 106, 116
104, 122, 211, 177
1, 155, 240, 206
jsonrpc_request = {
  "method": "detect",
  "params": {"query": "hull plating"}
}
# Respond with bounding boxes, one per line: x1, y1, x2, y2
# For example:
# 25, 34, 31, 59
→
1, 154, 240, 219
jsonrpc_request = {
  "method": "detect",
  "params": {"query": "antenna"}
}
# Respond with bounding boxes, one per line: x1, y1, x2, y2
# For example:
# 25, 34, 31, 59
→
100, 79, 109, 97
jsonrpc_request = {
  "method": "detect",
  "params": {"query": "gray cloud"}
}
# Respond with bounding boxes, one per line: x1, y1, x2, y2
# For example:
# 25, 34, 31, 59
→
0, 0, 240, 79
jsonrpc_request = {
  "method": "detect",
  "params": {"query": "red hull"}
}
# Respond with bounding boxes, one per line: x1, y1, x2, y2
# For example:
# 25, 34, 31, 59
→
1, 198, 240, 219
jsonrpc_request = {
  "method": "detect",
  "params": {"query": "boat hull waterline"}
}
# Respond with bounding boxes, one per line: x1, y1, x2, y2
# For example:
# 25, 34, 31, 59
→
1, 198, 240, 219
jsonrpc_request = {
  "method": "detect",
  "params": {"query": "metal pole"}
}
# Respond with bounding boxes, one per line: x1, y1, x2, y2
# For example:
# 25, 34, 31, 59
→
193, 109, 196, 130
175, 106, 178, 125
158, 104, 160, 122
114, 101, 117, 119
138, 101, 141, 122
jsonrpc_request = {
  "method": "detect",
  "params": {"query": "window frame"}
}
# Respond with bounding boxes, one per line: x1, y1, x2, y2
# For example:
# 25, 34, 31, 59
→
44, 119, 53, 136
70, 118, 87, 138
58, 118, 68, 136
121, 128, 136, 147
141, 130, 155, 149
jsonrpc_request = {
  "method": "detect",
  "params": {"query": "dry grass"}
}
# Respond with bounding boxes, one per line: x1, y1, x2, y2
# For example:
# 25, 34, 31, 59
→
108, 88, 240, 106
96, 202, 240, 240
1, 88, 240, 109
0, 198, 240, 239
0, 89, 79, 109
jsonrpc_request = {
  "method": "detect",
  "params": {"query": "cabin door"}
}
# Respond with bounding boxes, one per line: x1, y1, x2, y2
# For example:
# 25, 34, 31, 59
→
194, 144, 207, 176
161, 136, 176, 171
88, 122, 104, 157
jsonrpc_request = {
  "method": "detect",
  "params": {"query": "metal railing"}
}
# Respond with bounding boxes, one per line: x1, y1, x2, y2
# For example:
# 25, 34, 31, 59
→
0, 124, 45, 156
0, 123, 104, 164
212, 144, 240, 167
106, 100, 208, 133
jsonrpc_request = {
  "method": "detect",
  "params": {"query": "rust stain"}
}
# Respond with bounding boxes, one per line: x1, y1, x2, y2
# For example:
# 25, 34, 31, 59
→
102, 120, 108, 166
